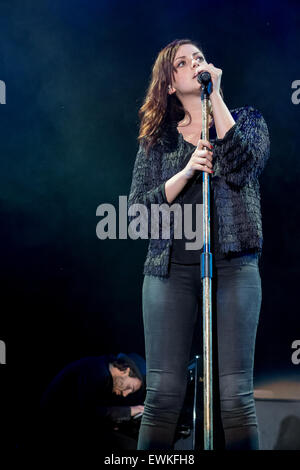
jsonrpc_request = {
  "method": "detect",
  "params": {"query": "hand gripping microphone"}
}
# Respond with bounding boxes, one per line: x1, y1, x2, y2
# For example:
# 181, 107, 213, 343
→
197, 71, 212, 95
197, 71, 211, 85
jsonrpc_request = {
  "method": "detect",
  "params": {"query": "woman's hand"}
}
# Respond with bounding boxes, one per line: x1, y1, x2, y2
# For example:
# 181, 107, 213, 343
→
196, 63, 222, 96
182, 139, 213, 179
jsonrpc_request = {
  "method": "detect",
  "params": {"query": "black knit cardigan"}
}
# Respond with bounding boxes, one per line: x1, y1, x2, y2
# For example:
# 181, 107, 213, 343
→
128, 105, 270, 278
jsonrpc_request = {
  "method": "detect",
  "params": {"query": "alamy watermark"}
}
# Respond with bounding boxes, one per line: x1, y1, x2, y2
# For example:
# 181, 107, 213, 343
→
291, 80, 300, 104
0, 80, 6, 104
291, 340, 300, 365
96, 196, 204, 250
0, 340, 6, 365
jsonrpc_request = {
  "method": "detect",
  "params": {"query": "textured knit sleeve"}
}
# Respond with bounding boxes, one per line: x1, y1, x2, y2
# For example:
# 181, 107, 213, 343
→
128, 141, 167, 209
212, 106, 270, 187
127, 141, 171, 239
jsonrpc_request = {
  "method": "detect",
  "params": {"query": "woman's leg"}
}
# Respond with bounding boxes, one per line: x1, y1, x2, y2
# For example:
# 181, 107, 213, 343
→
216, 254, 262, 450
137, 263, 199, 450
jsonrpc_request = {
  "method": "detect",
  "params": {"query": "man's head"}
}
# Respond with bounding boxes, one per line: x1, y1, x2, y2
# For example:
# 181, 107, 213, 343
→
109, 354, 146, 398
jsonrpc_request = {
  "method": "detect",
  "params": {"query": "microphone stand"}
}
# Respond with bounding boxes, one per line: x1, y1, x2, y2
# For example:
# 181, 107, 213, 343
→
197, 71, 213, 450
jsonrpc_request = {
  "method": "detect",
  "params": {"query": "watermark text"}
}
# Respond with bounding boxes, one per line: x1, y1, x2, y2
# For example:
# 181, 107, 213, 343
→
0, 340, 6, 365
96, 196, 203, 250
291, 340, 300, 365
291, 80, 300, 104
0, 80, 6, 104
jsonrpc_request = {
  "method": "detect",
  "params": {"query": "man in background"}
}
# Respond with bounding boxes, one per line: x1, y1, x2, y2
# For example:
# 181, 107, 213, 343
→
39, 352, 146, 451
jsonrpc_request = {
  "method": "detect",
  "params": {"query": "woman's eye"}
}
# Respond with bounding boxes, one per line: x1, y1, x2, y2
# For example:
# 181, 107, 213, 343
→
177, 56, 203, 67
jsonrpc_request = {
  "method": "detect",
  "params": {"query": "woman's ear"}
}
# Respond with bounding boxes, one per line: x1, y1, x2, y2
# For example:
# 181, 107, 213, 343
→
168, 85, 176, 95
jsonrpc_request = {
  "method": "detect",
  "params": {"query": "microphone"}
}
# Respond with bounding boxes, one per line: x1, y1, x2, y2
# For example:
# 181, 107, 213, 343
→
197, 71, 211, 86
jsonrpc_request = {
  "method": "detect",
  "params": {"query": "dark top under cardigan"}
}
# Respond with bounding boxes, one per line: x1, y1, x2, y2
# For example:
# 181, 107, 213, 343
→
128, 105, 270, 278
170, 124, 220, 264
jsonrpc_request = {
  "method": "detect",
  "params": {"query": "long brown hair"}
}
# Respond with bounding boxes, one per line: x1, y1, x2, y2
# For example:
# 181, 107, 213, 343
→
138, 38, 223, 153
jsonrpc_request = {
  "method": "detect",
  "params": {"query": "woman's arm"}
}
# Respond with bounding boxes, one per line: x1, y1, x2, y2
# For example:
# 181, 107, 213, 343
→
196, 62, 235, 139
128, 142, 166, 209
165, 138, 213, 203
128, 138, 213, 207
164, 170, 189, 204
128, 143, 188, 207
212, 106, 270, 187
210, 91, 236, 139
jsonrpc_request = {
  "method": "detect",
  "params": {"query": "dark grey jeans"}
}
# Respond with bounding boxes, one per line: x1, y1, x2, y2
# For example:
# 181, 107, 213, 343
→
137, 253, 262, 450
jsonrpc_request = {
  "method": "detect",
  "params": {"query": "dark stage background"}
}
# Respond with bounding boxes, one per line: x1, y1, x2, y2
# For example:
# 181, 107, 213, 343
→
0, 0, 299, 450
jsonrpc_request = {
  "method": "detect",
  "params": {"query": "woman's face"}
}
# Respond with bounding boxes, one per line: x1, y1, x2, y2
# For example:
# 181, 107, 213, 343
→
169, 43, 207, 96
